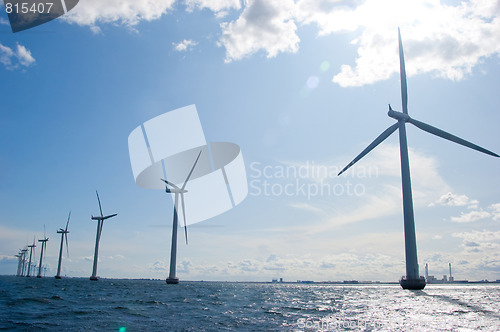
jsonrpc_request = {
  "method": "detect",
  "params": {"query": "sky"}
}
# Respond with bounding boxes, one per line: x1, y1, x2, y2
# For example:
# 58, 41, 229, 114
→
0, 0, 499, 282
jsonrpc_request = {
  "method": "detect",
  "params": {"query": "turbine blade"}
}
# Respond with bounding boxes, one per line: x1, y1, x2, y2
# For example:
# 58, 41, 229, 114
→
181, 150, 202, 190
96, 191, 103, 217
65, 211, 71, 231
408, 118, 499, 157
181, 194, 188, 245
398, 28, 408, 114
338, 123, 399, 176
102, 213, 118, 220
161, 178, 180, 189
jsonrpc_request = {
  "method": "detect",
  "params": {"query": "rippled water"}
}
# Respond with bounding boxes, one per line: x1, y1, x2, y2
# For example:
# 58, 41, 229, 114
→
0, 276, 498, 331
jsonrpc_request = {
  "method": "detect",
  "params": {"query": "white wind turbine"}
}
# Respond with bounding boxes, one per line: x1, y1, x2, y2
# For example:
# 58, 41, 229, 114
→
37, 226, 49, 278
20, 248, 28, 276
26, 237, 36, 277
161, 150, 202, 284
55, 211, 71, 279
90, 191, 117, 281
338, 28, 499, 290
15, 251, 23, 276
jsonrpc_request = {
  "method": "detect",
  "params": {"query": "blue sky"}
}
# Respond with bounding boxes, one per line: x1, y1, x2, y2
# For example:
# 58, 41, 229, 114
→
1, 0, 499, 282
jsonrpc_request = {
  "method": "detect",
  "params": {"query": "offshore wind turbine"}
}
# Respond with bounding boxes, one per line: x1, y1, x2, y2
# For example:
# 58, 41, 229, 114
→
15, 252, 23, 276
20, 248, 28, 276
55, 211, 71, 279
161, 150, 202, 284
90, 191, 117, 281
37, 227, 49, 278
26, 237, 36, 277
338, 28, 499, 290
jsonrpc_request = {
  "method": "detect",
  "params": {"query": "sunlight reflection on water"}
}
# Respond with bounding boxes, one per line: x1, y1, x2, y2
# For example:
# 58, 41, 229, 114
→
0, 277, 498, 331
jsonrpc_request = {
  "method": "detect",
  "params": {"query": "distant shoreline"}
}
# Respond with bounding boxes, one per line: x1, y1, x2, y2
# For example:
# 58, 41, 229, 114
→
3, 275, 498, 285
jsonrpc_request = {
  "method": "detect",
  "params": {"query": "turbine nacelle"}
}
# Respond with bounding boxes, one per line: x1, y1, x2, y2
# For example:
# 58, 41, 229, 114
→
388, 105, 410, 122
161, 179, 188, 194
165, 188, 188, 194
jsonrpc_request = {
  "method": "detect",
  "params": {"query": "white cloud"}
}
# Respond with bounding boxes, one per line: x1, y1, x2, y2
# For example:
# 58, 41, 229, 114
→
289, 202, 325, 215
185, 251, 402, 281
149, 260, 168, 272
0, 44, 15, 67
39, 0, 500, 85
216, 0, 500, 85
453, 230, 500, 252
184, 0, 241, 17
177, 258, 192, 273
63, 0, 176, 31
451, 210, 491, 223
15, 44, 35, 67
490, 203, 500, 221
297, 0, 500, 87
0, 43, 35, 69
219, 0, 299, 62
431, 194, 499, 223
430, 192, 478, 207
173, 39, 198, 52
108, 254, 125, 260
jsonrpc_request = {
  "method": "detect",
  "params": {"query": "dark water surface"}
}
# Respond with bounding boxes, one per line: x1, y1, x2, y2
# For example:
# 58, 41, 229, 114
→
0, 276, 498, 331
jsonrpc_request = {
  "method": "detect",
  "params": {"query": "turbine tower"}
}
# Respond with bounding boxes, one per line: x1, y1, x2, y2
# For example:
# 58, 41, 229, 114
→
161, 150, 202, 284
37, 227, 49, 278
26, 238, 36, 277
90, 191, 117, 281
55, 211, 71, 279
338, 28, 499, 290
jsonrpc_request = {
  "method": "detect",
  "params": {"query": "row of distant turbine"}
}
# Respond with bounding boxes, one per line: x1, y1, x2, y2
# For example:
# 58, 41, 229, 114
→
14, 191, 117, 280
13, 150, 201, 282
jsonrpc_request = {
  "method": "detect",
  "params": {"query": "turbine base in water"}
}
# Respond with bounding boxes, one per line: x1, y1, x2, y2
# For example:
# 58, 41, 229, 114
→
400, 276, 426, 290
166, 277, 179, 284
55, 276, 62, 279
90, 276, 99, 281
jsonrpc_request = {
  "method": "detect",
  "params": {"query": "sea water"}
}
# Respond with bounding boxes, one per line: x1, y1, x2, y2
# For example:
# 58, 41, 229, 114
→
0, 276, 498, 331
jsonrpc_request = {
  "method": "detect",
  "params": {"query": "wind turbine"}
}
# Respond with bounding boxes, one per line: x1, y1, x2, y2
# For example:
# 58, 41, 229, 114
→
37, 226, 49, 278
15, 252, 23, 276
161, 150, 202, 284
55, 211, 71, 279
26, 237, 36, 277
338, 28, 499, 290
20, 248, 28, 276
90, 191, 117, 281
